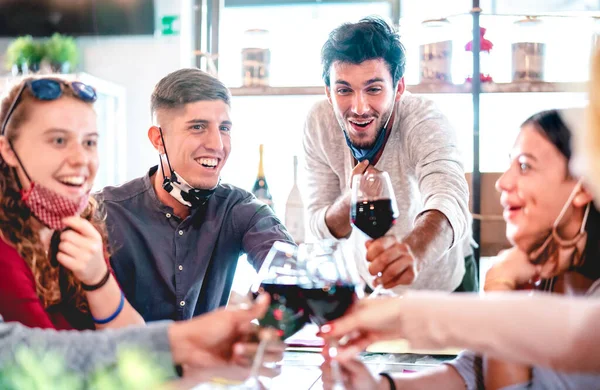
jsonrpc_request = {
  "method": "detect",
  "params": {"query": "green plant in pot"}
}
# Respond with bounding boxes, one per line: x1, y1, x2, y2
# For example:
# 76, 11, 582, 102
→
44, 33, 79, 74
5, 36, 45, 75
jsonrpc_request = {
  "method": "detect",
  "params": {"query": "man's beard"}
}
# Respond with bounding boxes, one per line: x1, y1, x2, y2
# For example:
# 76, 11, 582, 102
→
338, 107, 393, 149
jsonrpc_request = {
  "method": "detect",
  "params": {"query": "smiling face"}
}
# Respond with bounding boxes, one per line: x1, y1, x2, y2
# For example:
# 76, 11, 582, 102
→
0, 95, 98, 201
326, 59, 403, 149
154, 100, 232, 190
495, 124, 581, 252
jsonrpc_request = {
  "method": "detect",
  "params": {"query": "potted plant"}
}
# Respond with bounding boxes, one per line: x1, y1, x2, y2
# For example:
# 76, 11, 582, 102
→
4, 36, 45, 75
44, 33, 79, 74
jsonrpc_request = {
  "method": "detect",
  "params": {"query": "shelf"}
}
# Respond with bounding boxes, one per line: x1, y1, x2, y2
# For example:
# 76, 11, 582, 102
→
229, 81, 588, 97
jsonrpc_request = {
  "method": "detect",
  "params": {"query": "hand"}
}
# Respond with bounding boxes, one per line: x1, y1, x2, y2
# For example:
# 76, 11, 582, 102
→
168, 294, 285, 369
318, 297, 403, 361
484, 247, 542, 291
349, 161, 382, 187
57, 216, 108, 286
366, 236, 419, 288
349, 160, 370, 188
321, 359, 388, 390
231, 327, 286, 367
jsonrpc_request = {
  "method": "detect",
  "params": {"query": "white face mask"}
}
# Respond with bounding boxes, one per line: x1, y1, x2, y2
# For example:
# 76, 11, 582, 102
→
162, 169, 217, 208
529, 179, 591, 278
157, 126, 217, 209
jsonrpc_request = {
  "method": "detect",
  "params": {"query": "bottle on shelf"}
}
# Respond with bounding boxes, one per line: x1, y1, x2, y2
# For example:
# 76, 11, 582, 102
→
285, 156, 305, 244
252, 144, 274, 210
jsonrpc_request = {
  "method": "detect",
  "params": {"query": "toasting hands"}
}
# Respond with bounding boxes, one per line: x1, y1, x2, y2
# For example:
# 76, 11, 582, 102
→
168, 293, 285, 369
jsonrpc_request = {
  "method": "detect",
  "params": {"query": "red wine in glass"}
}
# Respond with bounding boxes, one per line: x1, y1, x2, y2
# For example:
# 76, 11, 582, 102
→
351, 198, 397, 239
301, 284, 358, 327
253, 283, 311, 339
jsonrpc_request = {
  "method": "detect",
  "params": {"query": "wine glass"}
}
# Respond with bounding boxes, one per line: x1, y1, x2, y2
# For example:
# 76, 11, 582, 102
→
350, 171, 399, 297
303, 240, 363, 390
245, 242, 312, 389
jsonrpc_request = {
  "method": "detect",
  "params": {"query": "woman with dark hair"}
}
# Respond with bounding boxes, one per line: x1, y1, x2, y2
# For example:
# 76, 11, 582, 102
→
0, 77, 143, 330
483, 109, 600, 389
319, 109, 600, 390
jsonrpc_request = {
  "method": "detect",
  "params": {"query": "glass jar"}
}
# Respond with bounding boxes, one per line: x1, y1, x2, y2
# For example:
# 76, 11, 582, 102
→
511, 16, 546, 82
419, 18, 453, 84
241, 29, 271, 87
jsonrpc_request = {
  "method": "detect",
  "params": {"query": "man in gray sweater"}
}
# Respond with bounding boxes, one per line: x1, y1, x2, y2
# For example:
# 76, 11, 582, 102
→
304, 17, 476, 293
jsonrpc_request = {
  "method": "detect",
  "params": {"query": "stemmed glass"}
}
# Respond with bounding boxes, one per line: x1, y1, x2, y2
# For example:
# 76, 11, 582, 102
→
247, 240, 363, 389
303, 240, 363, 390
245, 242, 311, 389
350, 171, 399, 297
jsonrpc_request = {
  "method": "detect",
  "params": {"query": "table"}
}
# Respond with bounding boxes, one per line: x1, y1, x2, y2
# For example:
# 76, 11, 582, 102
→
188, 350, 455, 389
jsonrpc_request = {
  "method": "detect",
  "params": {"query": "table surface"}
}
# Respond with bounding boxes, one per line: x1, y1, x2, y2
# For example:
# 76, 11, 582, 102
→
188, 350, 455, 390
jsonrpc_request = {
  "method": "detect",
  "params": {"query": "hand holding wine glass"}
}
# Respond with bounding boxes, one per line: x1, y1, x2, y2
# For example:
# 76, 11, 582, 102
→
351, 171, 408, 293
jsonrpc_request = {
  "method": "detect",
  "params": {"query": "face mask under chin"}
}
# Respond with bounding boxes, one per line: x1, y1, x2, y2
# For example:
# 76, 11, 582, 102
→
528, 179, 590, 278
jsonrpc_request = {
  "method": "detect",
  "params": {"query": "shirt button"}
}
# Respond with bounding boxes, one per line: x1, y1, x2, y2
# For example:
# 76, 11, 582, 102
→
178, 265, 183, 271
166, 213, 171, 218
178, 230, 184, 236
180, 300, 185, 307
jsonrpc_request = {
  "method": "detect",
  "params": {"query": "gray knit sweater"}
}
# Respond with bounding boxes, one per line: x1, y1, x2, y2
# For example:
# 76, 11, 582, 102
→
0, 317, 173, 377
303, 93, 472, 292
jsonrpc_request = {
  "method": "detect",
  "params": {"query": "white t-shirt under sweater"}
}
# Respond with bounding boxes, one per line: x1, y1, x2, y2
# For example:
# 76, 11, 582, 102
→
303, 92, 472, 293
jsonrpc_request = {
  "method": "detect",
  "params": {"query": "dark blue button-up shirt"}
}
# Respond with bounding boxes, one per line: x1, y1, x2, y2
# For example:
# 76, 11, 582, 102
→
97, 166, 294, 322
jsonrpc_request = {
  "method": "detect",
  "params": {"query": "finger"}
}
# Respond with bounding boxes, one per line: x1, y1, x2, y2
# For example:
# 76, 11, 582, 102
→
247, 293, 270, 321
337, 338, 376, 362
365, 236, 398, 263
62, 216, 100, 240
368, 244, 408, 276
365, 240, 387, 263
57, 241, 82, 259
352, 159, 370, 175
343, 358, 371, 375
350, 160, 370, 187
376, 258, 413, 287
55, 252, 80, 271
318, 302, 370, 338
381, 267, 415, 289
60, 229, 93, 248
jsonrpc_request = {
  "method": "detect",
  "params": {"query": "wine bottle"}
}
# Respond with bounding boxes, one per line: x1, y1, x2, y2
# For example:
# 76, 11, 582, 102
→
285, 156, 305, 244
252, 144, 274, 210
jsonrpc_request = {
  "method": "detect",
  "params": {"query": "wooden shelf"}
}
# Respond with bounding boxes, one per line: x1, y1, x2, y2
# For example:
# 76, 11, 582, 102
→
229, 82, 588, 97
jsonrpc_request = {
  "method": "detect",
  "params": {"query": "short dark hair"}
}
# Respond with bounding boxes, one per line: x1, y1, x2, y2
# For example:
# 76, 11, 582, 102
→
321, 16, 406, 87
150, 68, 231, 119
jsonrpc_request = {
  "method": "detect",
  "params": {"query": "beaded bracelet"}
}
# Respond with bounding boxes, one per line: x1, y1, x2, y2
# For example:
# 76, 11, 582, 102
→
92, 290, 125, 324
379, 372, 396, 390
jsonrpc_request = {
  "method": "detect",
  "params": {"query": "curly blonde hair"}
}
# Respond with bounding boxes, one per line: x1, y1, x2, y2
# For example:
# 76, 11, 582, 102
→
0, 77, 109, 312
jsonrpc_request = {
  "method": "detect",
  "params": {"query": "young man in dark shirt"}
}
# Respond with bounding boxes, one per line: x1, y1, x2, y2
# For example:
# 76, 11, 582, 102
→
98, 68, 293, 321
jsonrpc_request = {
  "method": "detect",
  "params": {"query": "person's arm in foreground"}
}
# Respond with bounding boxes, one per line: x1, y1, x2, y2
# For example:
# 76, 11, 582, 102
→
320, 292, 600, 373
0, 294, 283, 376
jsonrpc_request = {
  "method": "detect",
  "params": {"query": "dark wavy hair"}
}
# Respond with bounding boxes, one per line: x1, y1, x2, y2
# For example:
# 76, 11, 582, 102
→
523, 109, 600, 279
321, 16, 406, 87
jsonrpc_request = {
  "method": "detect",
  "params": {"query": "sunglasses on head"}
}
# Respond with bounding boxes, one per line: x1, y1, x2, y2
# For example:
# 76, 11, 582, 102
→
0, 78, 98, 136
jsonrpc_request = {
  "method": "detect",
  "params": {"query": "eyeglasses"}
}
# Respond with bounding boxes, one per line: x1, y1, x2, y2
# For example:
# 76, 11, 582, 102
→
0, 78, 98, 136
